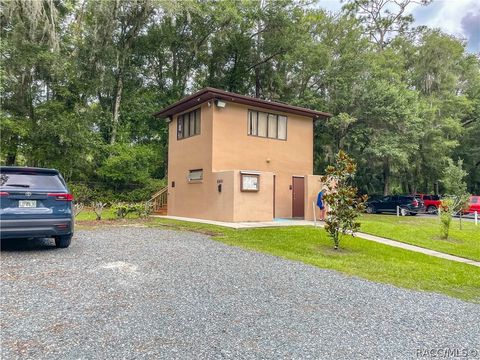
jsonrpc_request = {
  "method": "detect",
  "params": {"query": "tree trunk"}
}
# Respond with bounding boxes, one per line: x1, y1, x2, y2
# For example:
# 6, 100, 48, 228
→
383, 160, 390, 196
110, 67, 123, 145
255, 67, 261, 98
110, 51, 125, 144
254, 4, 262, 98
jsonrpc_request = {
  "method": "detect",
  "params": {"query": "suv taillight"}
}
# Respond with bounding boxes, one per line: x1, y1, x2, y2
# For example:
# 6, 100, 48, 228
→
0, 192, 9, 196
48, 193, 73, 201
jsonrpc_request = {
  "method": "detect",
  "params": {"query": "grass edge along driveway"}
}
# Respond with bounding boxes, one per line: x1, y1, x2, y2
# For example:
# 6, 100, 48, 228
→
359, 214, 480, 261
147, 218, 480, 304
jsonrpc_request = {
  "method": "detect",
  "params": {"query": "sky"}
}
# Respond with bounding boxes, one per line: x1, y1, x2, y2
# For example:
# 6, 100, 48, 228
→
318, 0, 480, 52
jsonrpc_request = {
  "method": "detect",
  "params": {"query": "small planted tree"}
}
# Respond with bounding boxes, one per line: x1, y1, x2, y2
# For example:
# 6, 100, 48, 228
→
73, 203, 85, 217
92, 202, 107, 221
439, 159, 470, 239
439, 197, 468, 239
321, 150, 367, 250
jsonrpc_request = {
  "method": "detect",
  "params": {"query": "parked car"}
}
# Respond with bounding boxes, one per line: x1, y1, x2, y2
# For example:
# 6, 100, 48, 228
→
0, 167, 74, 248
464, 195, 480, 214
415, 194, 442, 214
366, 195, 425, 216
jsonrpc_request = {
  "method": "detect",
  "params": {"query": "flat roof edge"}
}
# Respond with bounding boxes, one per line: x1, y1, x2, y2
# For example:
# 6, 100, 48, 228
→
154, 87, 332, 119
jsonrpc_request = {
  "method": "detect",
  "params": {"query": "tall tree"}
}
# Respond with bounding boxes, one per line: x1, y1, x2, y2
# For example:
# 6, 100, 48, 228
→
75, 0, 156, 144
0, 0, 64, 164
343, 0, 431, 50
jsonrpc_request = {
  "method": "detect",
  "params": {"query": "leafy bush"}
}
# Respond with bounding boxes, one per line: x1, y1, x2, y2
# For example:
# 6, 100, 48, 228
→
69, 183, 94, 203
68, 178, 165, 204
111, 202, 152, 219
97, 144, 156, 186
118, 179, 165, 202
112, 203, 130, 219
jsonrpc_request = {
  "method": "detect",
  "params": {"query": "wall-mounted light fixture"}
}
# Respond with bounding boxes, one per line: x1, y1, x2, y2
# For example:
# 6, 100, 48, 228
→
215, 99, 226, 108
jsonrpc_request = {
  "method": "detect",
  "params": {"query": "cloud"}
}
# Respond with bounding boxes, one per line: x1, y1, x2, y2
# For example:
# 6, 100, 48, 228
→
411, 0, 479, 52
461, 11, 480, 52
316, 0, 480, 53
317, 0, 342, 13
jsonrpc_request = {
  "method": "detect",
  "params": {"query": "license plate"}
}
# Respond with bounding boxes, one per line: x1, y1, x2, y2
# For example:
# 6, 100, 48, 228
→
19, 200, 37, 208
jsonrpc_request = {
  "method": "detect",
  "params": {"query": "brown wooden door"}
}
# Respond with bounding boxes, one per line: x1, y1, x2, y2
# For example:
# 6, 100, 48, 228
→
292, 176, 305, 218
273, 175, 276, 218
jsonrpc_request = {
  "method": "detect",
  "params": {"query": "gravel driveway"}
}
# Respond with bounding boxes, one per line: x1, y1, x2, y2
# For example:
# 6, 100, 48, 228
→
1, 226, 479, 359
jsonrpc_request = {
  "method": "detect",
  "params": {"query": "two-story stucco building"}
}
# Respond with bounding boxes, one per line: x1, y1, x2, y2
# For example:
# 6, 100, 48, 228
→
154, 87, 331, 222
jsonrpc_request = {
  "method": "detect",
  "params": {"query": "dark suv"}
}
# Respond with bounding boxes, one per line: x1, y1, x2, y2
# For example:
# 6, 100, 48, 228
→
366, 195, 425, 216
0, 167, 74, 248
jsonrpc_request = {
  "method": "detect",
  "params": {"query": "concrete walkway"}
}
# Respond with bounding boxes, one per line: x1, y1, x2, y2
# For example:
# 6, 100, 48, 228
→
152, 215, 314, 229
153, 215, 480, 267
354, 231, 480, 267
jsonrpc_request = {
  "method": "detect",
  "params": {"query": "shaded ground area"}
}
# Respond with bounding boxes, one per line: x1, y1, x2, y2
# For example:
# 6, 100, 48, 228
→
1, 227, 479, 359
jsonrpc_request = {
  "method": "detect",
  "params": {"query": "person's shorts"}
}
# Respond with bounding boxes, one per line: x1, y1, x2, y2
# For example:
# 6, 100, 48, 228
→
318, 205, 325, 210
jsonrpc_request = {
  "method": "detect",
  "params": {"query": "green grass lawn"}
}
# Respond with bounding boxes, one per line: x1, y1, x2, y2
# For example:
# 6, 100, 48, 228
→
75, 208, 140, 221
148, 218, 480, 303
359, 214, 480, 261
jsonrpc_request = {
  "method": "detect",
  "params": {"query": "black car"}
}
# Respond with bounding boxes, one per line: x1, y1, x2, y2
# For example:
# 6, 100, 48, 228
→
365, 195, 425, 216
0, 167, 74, 248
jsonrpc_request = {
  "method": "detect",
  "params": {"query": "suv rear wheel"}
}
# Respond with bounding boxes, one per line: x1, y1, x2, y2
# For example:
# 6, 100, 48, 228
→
55, 235, 72, 248
427, 205, 437, 214
366, 205, 376, 214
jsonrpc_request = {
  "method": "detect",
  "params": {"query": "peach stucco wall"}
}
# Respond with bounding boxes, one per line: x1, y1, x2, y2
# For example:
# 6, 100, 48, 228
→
167, 103, 217, 220
167, 100, 317, 221
212, 102, 313, 219
232, 171, 274, 222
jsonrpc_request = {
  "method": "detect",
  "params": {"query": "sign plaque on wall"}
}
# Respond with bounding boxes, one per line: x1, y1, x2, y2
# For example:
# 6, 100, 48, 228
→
241, 173, 260, 192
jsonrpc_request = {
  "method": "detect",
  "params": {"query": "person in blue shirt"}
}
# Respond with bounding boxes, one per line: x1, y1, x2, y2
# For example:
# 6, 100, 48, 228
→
317, 187, 327, 221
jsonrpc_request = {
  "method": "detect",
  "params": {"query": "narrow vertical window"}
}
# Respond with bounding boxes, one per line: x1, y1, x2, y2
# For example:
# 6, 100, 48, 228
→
257, 112, 268, 137
177, 115, 183, 139
267, 114, 277, 138
189, 111, 195, 137
194, 109, 201, 135
278, 115, 287, 140
248, 110, 258, 136
248, 110, 253, 135
183, 115, 189, 138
